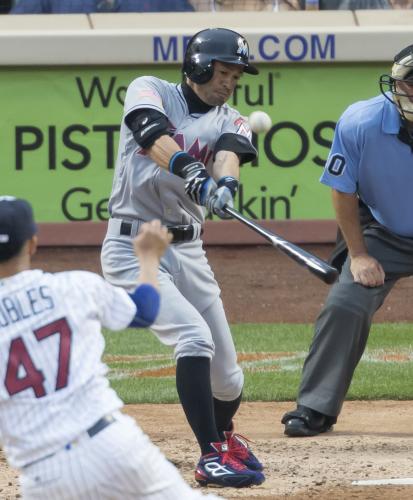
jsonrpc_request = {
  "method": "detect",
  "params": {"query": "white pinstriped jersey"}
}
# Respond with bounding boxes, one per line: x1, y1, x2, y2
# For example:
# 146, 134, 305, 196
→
108, 76, 253, 225
0, 269, 136, 469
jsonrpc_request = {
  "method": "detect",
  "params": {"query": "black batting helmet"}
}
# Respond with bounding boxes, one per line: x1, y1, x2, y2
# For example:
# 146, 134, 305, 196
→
182, 28, 259, 84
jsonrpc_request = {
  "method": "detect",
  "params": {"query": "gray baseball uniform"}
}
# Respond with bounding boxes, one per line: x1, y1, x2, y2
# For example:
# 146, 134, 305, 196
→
101, 76, 254, 401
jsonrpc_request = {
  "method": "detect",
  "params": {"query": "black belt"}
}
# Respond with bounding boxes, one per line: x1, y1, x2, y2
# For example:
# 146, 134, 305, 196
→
85, 414, 115, 439
23, 415, 115, 469
120, 221, 202, 243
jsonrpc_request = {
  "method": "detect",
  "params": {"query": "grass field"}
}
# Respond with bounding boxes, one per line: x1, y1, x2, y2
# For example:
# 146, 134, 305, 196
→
103, 323, 413, 404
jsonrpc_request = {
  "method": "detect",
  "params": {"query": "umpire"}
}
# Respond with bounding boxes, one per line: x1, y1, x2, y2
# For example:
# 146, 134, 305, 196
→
282, 44, 413, 436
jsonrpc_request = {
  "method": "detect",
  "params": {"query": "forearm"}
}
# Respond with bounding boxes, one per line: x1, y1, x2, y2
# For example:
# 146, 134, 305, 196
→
137, 255, 160, 289
147, 135, 181, 170
212, 150, 240, 181
332, 189, 367, 257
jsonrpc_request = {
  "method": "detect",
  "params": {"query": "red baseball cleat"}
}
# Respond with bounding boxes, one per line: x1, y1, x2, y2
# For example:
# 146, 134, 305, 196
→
224, 430, 264, 471
195, 441, 265, 488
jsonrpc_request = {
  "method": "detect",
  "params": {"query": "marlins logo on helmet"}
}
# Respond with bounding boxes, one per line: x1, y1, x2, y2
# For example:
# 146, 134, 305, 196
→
182, 28, 258, 84
237, 38, 249, 58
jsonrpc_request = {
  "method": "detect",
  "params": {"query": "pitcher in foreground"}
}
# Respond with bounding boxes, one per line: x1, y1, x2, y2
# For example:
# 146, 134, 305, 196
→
0, 196, 220, 500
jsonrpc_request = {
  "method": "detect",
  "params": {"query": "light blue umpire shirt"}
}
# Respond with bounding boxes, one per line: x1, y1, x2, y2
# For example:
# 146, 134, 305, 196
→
320, 93, 413, 237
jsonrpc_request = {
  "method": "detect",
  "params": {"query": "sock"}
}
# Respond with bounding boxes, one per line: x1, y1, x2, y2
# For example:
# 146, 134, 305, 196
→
176, 356, 220, 455
214, 392, 243, 440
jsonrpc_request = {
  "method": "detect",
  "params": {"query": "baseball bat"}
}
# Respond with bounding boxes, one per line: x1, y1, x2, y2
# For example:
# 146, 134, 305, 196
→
223, 206, 339, 285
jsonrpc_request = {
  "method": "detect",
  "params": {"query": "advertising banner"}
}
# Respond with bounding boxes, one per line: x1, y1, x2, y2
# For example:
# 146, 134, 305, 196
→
0, 63, 387, 222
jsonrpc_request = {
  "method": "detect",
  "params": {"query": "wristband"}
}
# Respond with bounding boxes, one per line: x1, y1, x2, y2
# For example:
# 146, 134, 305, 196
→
168, 151, 187, 173
168, 151, 205, 179
128, 284, 160, 328
217, 176, 239, 197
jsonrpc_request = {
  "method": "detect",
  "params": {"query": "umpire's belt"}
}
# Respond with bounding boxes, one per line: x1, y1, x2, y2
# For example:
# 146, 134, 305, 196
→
108, 218, 203, 244
23, 415, 115, 469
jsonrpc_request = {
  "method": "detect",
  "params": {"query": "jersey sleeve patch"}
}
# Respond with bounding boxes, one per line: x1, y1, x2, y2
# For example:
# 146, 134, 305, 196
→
124, 77, 166, 117
326, 154, 346, 176
234, 117, 252, 138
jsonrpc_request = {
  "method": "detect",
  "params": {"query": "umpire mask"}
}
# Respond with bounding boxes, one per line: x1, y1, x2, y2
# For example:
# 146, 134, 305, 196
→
380, 44, 413, 122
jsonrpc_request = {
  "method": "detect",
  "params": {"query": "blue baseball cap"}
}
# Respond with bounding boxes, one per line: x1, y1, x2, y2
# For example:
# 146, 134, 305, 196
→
0, 196, 37, 262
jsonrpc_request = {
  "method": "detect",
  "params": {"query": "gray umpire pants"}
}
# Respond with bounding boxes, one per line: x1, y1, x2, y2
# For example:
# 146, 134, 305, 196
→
298, 225, 413, 417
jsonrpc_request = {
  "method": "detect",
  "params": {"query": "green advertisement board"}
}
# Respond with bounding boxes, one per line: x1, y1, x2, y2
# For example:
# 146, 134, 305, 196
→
0, 63, 387, 223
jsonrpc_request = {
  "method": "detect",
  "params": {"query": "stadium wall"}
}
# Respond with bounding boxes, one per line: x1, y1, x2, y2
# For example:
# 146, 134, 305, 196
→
0, 11, 410, 245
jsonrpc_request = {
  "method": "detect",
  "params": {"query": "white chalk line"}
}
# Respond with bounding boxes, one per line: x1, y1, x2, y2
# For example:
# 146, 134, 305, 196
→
352, 478, 413, 486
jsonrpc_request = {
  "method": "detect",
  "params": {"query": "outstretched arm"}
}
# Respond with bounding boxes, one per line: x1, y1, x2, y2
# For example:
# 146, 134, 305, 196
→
128, 221, 172, 327
126, 109, 216, 207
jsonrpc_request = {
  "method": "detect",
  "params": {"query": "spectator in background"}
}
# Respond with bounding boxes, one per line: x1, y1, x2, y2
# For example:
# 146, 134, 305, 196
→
190, 0, 301, 11
389, 0, 413, 7
11, 0, 194, 13
212, 0, 278, 8
190, 0, 396, 8
315, 0, 390, 8
0, 0, 12, 13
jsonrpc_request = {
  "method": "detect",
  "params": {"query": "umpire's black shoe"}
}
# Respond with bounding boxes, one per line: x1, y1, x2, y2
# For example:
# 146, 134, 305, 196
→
281, 405, 336, 437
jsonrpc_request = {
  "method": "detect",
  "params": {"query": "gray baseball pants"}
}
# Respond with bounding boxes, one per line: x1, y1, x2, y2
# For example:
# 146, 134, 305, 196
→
101, 231, 243, 402
298, 225, 413, 417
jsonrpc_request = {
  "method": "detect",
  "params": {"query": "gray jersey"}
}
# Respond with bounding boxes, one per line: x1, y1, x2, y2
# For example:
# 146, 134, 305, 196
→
102, 74, 250, 441
108, 76, 253, 226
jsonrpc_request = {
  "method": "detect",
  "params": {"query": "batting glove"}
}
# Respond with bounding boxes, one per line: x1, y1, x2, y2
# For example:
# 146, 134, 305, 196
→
169, 151, 217, 207
206, 175, 239, 219
207, 185, 234, 219
185, 169, 217, 206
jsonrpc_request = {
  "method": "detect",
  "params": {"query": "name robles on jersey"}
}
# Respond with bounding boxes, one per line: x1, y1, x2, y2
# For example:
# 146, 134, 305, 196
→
0, 286, 54, 326
0, 270, 136, 468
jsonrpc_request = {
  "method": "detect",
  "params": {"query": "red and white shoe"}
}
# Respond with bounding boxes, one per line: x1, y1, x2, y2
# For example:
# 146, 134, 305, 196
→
224, 431, 264, 471
195, 441, 265, 488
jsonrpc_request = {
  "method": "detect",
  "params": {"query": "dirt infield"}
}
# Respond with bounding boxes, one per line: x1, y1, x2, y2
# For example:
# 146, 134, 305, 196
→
31, 243, 413, 324
2, 402, 413, 499
1, 245, 413, 499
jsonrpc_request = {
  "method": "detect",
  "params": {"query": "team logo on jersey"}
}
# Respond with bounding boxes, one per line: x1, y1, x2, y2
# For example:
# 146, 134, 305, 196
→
137, 89, 163, 107
173, 135, 213, 165
237, 38, 249, 58
234, 117, 251, 138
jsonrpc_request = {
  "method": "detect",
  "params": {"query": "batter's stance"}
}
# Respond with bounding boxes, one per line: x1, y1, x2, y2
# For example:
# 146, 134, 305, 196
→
101, 28, 265, 487
0, 197, 221, 500
282, 44, 413, 437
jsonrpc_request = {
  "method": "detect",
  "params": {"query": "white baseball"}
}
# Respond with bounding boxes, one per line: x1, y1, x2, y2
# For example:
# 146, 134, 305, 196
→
248, 111, 272, 134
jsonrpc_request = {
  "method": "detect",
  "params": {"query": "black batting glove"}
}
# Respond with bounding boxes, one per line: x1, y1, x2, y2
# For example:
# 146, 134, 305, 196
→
169, 152, 217, 206
184, 169, 217, 206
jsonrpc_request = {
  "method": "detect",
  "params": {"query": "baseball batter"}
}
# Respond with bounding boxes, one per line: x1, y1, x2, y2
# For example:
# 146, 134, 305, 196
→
282, 44, 413, 437
101, 28, 265, 487
0, 197, 221, 500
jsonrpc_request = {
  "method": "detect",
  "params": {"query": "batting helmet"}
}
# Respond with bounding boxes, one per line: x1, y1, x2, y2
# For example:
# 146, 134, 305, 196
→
380, 44, 413, 121
182, 28, 259, 85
